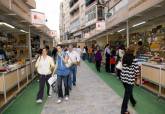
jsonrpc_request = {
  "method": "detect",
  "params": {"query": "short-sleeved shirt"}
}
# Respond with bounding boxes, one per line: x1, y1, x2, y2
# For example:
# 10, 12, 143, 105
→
35, 55, 55, 75
56, 52, 70, 76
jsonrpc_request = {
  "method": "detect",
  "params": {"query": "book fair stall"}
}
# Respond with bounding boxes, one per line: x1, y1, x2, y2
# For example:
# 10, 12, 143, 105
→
0, 26, 37, 108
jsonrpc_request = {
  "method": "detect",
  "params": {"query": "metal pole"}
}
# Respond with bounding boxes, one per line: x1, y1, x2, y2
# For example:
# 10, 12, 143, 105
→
9, 0, 12, 9
28, 26, 33, 78
126, 20, 129, 48
3, 74, 7, 103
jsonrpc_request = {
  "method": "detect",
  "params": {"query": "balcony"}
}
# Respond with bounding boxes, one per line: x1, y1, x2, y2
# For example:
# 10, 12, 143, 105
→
105, 0, 164, 29
70, 0, 79, 16
69, 0, 79, 8
85, 0, 96, 7
0, 0, 31, 23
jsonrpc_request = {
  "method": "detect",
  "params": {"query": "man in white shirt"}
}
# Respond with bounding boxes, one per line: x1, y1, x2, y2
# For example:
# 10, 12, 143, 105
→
76, 46, 82, 57
67, 45, 80, 88
104, 44, 111, 72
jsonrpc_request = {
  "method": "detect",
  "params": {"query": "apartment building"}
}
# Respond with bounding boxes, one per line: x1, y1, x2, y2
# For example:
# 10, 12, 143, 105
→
60, 0, 165, 48
59, 0, 70, 42
60, 0, 105, 45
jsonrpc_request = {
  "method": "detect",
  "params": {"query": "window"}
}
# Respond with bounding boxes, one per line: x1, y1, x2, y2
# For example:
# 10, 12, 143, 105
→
69, 0, 79, 8
85, 5, 96, 22
97, 6, 104, 20
85, 0, 96, 7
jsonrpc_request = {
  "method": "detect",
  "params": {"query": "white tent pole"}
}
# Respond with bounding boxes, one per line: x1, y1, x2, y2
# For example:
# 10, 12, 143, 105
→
126, 20, 129, 48
28, 26, 33, 78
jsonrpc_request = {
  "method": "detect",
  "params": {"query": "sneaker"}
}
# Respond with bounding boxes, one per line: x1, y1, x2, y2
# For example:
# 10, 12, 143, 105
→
36, 99, 42, 103
57, 99, 62, 104
65, 96, 69, 101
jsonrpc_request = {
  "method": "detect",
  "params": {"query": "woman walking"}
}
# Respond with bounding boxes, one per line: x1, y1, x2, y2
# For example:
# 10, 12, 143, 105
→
35, 48, 55, 103
116, 45, 125, 79
82, 46, 87, 61
56, 45, 70, 103
120, 47, 139, 114
95, 47, 102, 72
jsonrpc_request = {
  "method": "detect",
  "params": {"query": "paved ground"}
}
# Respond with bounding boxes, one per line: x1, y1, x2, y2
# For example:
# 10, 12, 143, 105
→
41, 62, 136, 114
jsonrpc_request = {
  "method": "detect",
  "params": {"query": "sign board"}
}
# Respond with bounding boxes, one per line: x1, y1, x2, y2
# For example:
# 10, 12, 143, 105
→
31, 11, 46, 25
96, 21, 105, 31
48, 30, 57, 37
84, 33, 90, 38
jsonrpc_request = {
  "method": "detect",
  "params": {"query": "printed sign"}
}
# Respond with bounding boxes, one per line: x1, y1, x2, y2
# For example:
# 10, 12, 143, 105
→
31, 11, 46, 25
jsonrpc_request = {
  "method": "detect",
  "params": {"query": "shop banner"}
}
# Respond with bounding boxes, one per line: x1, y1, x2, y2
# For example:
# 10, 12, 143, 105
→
31, 11, 46, 25
96, 21, 105, 31
48, 30, 57, 37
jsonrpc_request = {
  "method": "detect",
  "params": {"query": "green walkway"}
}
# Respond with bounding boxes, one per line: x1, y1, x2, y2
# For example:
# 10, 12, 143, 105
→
86, 61, 165, 114
3, 80, 46, 114
2, 62, 165, 114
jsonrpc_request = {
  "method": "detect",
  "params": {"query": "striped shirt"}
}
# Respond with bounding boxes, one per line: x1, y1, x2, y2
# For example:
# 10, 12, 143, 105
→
121, 59, 140, 85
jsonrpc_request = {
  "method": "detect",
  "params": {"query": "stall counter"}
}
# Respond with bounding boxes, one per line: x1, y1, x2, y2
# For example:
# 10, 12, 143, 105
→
0, 59, 36, 107
141, 62, 165, 97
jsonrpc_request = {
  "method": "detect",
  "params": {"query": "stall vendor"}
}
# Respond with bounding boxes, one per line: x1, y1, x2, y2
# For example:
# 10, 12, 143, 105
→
134, 41, 145, 58
0, 43, 7, 60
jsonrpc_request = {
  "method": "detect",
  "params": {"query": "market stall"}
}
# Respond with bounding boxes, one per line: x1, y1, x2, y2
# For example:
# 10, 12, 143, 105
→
125, 21, 165, 98
0, 28, 37, 108
0, 60, 36, 107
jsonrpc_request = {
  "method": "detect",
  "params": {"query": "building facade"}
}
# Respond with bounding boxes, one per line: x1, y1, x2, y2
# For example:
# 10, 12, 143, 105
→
59, 0, 105, 45
59, 0, 165, 48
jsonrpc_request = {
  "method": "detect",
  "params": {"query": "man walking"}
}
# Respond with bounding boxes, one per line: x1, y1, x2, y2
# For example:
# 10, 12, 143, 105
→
67, 45, 80, 88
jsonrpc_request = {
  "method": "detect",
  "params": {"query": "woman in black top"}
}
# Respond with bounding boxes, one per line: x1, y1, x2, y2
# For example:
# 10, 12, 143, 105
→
120, 47, 140, 114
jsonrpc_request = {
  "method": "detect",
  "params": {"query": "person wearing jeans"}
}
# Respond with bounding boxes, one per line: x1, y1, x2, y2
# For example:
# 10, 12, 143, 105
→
57, 75, 69, 98
35, 48, 55, 103
67, 45, 80, 87
120, 47, 139, 114
56, 45, 70, 104
69, 65, 77, 87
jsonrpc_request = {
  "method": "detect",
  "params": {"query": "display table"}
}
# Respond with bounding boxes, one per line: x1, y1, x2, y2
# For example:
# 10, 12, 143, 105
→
0, 60, 36, 108
141, 62, 165, 97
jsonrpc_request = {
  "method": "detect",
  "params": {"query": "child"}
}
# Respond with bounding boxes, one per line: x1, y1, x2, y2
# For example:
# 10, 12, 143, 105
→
110, 55, 116, 73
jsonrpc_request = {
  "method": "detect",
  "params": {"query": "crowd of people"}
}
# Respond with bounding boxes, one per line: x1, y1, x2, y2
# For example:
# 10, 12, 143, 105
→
35, 45, 80, 104
81, 41, 143, 114
35, 41, 144, 114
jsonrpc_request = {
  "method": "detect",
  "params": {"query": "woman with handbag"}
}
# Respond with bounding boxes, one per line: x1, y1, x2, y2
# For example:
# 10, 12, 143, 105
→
56, 45, 70, 104
120, 47, 140, 114
116, 45, 125, 79
35, 48, 55, 103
